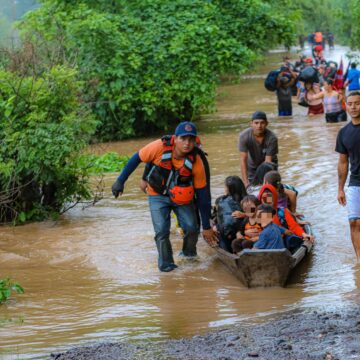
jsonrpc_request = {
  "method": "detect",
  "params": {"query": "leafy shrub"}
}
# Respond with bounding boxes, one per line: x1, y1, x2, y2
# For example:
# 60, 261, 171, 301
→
0, 65, 97, 223
0, 278, 24, 304
77, 152, 129, 175
19, 0, 297, 140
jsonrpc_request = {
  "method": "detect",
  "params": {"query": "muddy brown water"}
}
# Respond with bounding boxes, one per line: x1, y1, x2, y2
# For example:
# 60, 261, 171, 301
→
1, 45, 360, 359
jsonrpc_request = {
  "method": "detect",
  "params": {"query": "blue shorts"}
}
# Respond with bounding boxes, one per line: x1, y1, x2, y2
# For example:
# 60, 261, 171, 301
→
278, 110, 292, 116
346, 186, 360, 221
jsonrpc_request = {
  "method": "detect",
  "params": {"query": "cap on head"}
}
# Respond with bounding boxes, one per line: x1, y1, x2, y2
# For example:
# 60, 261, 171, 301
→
251, 111, 267, 121
280, 76, 290, 84
175, 121, 197, 137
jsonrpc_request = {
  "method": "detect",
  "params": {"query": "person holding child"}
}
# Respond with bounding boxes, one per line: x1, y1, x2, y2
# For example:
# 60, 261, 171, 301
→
231, 195, 262, 253
253, 204, 292, 250
263, 170, 298, 213
258, 184, 314, 242
213, 176, 247, 252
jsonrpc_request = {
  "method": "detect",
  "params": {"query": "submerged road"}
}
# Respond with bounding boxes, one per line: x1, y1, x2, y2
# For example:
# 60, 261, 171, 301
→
0, 45, 359, 359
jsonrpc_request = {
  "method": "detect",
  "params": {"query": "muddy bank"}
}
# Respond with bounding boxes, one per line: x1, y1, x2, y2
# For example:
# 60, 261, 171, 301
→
50, 306, 360, 360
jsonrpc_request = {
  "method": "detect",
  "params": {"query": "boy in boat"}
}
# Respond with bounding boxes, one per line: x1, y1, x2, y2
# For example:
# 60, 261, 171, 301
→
253, 204, 288, 250
258, 184, 314, 242
231, 195, 262, 253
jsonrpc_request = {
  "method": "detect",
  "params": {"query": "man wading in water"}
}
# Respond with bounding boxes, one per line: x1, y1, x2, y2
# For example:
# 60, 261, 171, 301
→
238, 111, 278, 188
336, 91, 360, 259
112, 121, 217, 272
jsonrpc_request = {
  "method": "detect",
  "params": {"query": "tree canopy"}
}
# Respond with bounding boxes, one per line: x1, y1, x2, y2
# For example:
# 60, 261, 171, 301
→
18, 0, 297, 140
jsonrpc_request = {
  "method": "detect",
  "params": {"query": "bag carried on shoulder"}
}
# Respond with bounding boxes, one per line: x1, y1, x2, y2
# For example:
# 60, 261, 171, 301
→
264, 70, 280, 92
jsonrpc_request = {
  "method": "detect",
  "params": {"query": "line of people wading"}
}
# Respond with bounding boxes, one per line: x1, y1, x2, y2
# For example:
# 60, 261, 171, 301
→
266, 31, 360, 123
112, 64, 360, 272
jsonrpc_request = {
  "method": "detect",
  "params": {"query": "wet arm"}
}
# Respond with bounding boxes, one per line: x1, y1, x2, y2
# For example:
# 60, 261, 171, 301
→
284, 209, 304, 237
117, 152, 142, 184
285, 189, 297, 213
307, 91, 324, 100
337, 153, 348, 193
195, 187, 212, 230
240, 152, 249, 187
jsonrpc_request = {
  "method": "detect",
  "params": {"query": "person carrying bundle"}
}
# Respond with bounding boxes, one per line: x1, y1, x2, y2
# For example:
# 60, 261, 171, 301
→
275, 69, 298, 116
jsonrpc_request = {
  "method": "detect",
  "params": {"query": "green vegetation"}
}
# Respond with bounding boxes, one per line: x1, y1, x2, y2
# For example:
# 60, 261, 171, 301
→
0, 278, 24, 303
0, 65, 98, 223
18, 0, 297, 140
78, 153, 129, 175
2, 0, 359, 224
346, 0, 360, 49
289, 0, 355, 47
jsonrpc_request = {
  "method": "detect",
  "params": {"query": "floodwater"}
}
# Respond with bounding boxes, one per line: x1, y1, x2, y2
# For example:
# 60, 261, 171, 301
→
1, 45, 360, 359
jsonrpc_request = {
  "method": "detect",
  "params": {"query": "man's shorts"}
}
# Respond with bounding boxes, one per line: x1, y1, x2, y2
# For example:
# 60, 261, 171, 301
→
346, 186, 360, 221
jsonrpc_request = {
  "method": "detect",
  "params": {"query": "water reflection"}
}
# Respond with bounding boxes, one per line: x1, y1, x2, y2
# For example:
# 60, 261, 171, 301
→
0, 45, 359, 359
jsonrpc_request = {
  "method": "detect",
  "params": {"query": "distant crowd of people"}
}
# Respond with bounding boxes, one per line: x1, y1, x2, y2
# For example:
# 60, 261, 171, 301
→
270, 30, 360, 123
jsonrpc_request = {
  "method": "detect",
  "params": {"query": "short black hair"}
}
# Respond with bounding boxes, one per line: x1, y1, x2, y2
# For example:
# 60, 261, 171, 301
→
225, 176, 247, 203
241, 195, 260, 208
324, 78, 333, 86
347, 90, 360, 99
251, 162, 277, 186
257, 203, 276, 216
351, 62, 357, 69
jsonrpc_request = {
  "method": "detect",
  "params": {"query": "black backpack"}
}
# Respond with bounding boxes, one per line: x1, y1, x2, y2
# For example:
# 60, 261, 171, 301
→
264, 70, 280, 92
217, 195, 243, 240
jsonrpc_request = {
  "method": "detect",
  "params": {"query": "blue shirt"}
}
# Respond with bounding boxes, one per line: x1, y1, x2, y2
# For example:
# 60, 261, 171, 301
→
254, 223, 285, 249
346, 68, 360, 90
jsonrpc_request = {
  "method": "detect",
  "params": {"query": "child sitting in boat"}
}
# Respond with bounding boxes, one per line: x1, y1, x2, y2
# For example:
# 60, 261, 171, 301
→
258, 184, 314, 243
263, 170, 297, 213
212, 176, 247, 252
253, 204, 289, 250
231, 195, 262, 253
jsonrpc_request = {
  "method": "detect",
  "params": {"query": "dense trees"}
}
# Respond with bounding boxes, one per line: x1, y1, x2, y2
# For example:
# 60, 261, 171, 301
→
18, 0, 297, 140
2, 0, 360, 223
0, 65, 98, 222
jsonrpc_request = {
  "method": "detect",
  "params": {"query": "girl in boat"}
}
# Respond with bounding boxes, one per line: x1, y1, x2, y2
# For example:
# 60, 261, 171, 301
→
246, 162, 277, 197
213, 176, 247, 252
263, 170, 298, 213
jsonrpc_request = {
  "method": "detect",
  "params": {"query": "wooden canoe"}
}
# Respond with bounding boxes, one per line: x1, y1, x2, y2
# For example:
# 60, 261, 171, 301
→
210, 224, 313, 288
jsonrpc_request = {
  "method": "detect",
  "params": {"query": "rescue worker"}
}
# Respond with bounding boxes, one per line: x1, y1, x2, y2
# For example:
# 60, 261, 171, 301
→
314, 31, 323, 45
111, 121, 217, 272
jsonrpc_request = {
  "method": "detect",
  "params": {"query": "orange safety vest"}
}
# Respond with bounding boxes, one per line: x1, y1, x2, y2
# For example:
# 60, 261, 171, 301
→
146, 135, 200, 204
314, 32, 323, 43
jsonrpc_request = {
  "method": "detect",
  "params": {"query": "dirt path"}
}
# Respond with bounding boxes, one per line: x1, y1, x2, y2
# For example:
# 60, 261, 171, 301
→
50, 306, 360, 360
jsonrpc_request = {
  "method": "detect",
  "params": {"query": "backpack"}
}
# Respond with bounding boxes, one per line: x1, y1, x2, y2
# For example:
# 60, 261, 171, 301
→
264, 70, 280, 92
217, 196, 243, 240
299, 66, 319, 83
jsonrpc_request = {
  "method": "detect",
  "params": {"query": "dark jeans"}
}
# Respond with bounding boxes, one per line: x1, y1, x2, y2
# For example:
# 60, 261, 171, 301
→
148, 195, 198, 271
325, 110, 347, 123
231, 238, 254, 253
